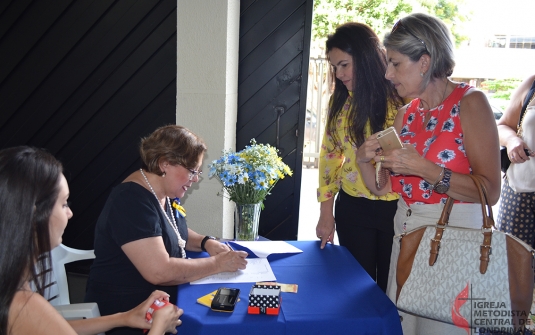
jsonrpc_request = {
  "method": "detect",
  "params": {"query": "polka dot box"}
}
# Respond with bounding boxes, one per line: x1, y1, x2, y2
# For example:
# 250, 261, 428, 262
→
247, 284, 282, 315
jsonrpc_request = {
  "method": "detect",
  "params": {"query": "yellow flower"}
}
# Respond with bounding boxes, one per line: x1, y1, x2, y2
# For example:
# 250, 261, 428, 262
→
172, 201, 187, 217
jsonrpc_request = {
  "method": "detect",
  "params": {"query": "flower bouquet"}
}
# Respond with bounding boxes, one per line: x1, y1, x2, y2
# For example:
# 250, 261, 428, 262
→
208, 139, 292, 240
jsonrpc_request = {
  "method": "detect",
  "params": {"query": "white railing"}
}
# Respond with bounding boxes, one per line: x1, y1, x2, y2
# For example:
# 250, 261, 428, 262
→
304, 57, 332, 168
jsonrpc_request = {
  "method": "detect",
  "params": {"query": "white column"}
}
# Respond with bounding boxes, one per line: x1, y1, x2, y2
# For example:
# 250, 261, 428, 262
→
177, 0, 239, 239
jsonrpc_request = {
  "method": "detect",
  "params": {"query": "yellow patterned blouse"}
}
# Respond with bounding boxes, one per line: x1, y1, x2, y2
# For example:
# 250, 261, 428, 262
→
317, 92, 399, 202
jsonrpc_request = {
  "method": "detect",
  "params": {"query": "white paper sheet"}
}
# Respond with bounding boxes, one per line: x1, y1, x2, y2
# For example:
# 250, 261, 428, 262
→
229, 241, 303, 258
190, 258, 276, 285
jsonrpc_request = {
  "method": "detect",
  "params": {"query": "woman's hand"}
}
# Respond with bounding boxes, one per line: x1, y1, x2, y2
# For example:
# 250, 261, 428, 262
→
356, 133, 382, 163
373, 143, 443, 189
316, 214, 335, 249
497, 74, 535, 166
150, 302, 184, 335
122, 290, 182, 332
316, 198, 335, 249
506, 137, 533, 163
374, 144, 424, 176
205, 239, 230, 256
215, 250, 248, 272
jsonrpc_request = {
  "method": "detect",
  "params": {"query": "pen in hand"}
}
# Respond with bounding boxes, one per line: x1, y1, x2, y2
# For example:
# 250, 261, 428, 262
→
225, 242, 248, 269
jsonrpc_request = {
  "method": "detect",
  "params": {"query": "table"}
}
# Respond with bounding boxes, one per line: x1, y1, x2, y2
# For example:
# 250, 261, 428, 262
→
176, 241, 402, 334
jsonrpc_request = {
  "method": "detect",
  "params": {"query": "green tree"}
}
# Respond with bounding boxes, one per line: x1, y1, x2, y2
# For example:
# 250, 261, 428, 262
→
313, 0, 412, 41
481, 78, 522, 100
312, 0, 470, 47
419, 0, 470, 47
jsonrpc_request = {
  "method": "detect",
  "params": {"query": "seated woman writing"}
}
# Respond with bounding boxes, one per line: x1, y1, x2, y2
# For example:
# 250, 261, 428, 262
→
85, 125, 248, 335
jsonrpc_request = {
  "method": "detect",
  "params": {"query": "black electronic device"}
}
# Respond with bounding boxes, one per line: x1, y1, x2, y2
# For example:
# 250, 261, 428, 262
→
210, 287, 240, 312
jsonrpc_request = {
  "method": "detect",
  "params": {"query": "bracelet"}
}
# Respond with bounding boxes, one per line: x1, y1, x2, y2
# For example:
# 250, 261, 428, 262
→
201, 236, 216, 252
430, 167, 445, 190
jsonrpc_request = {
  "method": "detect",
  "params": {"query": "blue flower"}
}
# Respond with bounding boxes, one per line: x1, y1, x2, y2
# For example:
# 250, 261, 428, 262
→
441, 118, 455, 132
437, 149, 455, 163
426, 117, 438, 132
207, 139, 293, 204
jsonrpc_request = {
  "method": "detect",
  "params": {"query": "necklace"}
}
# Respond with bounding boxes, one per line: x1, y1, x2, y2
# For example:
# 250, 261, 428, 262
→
140, 169, 186, 258
421, 79, 450, 123
421, 80, 451, 157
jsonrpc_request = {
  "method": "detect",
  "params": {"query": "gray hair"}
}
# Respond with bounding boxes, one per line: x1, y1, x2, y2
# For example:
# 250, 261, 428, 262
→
384, 13, 455, 91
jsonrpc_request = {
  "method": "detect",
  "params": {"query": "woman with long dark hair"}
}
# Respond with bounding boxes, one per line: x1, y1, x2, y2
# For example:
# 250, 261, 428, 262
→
0, 146, 182, 335
315, 22, 403, 292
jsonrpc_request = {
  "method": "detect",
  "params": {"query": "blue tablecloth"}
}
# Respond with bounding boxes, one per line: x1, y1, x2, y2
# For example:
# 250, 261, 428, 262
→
176, 241, 402, 334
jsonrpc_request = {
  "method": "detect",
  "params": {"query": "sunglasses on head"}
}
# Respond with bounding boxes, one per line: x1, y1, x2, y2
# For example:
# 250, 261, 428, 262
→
391, 19, 429, 54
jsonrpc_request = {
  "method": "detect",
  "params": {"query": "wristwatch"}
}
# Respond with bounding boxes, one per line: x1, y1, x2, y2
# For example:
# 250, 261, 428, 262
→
201, 235, 216, 252
433, 168, 452, 194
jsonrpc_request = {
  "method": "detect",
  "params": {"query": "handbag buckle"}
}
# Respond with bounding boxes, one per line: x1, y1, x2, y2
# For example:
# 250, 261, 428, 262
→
431, 238, 441, 251
480, 244, 492, 255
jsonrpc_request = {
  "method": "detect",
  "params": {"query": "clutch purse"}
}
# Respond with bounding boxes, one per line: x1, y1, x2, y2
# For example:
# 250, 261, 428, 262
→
396, 175, 534, 331
375, 127, 402, 188
375, 161, 389, 189
500, 146, 510, 174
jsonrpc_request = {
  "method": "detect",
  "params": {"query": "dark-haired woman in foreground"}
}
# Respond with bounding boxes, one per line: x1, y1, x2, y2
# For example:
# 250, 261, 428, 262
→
0, 146, 182, 335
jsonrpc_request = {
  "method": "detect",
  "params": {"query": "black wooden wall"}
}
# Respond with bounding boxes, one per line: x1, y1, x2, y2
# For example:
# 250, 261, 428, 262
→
238, 0, 312, 240
0, 0, 177, 250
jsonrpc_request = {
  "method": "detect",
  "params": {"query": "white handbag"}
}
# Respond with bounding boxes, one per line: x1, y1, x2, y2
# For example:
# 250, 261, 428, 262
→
396, 175, 534, 332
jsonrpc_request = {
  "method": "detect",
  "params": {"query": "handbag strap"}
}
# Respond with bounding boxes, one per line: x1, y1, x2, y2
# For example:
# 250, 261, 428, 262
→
470, 175, 495, 274
429, 197, 454, 265
517, 79, 535, 130
428, 175, 495, 274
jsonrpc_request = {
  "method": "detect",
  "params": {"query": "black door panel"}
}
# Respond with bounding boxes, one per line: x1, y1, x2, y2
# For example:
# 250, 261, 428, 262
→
238, 0, 312, 240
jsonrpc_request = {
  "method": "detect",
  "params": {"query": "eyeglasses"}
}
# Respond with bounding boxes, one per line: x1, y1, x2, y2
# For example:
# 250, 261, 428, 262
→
391, 19, 429, 54
184, 166, 202, 181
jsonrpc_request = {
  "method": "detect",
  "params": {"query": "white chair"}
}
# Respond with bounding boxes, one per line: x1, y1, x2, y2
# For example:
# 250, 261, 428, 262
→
54, 302, 101, 320
46, 244, 104, 335
53, 303, 104, 335
48, 243, 95, 306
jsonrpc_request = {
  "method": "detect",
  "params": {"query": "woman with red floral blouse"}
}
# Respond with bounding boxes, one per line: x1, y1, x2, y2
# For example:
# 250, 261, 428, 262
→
356, 13, 500, 334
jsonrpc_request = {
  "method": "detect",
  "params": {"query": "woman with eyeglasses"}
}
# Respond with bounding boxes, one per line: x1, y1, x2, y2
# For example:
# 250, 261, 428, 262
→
85, 125, 248, 335
356, 13, 500, 334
